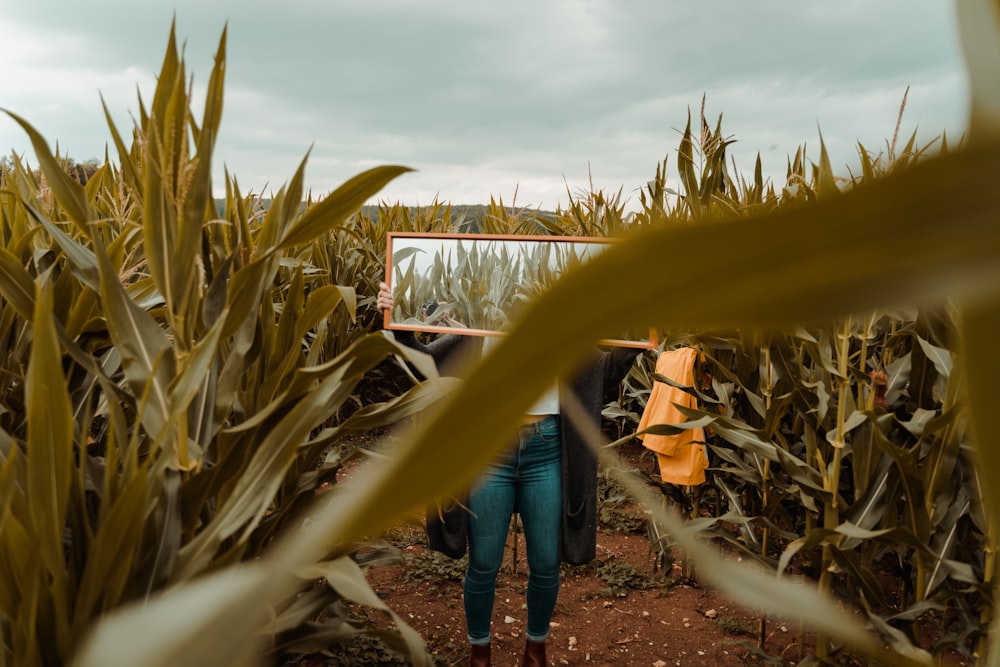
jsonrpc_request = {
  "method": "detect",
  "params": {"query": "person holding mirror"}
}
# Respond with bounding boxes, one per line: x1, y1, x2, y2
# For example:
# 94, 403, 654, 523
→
378, 282, 640, 667
420, 299, 466, 328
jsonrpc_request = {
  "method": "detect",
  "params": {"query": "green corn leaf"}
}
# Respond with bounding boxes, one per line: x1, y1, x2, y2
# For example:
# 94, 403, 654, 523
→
1, 512, 45, 665
275, 166, 412, 251
0, 447, 24, 614
916, 334, 954, 376
333, 375, 462, 436
175, 333, 408, 577
26, 278, 75, 657
829, 549, 892, 608
1, 109, 92, 235
296, 284, 352, 333
202, 252, 235, 328
957, 0, 1000, 141
816, 132, 838, 199
22, 203, 100, 290
222, 258, 273, 339
171, 27, 226, 333
140, 156, 174, 316
959, 296, 1000, 541
71, 469, 150, 632
676, 113, 700, 216
167, 309, 227, 419
297, 558, 431, 666
100, 94, 142, 193
178, 373, 344, 572
94, 242, 176, 451
75, 565, 276, 667
0, 248, 36, 319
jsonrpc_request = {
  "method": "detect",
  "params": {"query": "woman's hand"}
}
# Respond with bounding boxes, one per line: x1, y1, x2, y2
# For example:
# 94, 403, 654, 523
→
377, 281, 393, 313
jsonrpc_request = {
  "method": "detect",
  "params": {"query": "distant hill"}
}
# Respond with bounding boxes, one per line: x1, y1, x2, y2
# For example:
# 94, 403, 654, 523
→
212, 200, 559, 232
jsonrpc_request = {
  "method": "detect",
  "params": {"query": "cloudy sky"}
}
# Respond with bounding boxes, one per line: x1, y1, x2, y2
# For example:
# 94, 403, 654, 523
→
2, 1, 970, 212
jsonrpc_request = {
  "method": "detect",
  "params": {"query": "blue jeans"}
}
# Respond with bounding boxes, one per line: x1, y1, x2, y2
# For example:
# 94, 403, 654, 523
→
464, 415, 562, 644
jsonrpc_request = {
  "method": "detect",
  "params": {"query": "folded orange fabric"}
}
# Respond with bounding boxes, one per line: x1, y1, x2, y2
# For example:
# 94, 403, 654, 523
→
637, 347, 708, 486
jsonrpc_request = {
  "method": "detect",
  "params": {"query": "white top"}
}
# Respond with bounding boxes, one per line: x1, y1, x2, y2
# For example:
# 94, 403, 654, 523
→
526, 384, 560, 416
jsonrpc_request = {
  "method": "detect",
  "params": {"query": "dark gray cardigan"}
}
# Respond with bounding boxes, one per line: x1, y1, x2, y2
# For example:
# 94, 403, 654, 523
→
392, 330, 639, 565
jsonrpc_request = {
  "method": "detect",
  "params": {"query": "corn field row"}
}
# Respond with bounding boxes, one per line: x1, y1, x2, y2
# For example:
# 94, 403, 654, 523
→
1, 16, 999, 667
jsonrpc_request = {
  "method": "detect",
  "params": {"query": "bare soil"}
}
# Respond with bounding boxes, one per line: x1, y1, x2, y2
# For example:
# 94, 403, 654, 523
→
365, 525, 797, 666
292, 438, 969, 666
321, 439, 812, 666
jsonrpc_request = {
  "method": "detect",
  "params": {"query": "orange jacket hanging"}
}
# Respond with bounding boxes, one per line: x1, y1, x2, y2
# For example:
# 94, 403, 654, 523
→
637, 347, 709, 486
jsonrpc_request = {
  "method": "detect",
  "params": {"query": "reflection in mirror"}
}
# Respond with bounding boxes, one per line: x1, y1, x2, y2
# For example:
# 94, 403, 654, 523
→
384, 232, 656, 349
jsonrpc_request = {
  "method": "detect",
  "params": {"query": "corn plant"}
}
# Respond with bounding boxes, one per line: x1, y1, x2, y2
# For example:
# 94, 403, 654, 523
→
0, 23, 448, 667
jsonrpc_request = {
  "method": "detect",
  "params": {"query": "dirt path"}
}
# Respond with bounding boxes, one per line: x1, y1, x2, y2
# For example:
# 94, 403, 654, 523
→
363, 522, 805, 666
369, 531, 798, 667
299, 438, 808, 666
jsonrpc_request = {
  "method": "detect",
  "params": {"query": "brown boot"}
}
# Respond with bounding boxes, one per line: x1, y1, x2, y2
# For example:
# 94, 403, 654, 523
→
469, 642, 491, 667
522, 639, 546, 666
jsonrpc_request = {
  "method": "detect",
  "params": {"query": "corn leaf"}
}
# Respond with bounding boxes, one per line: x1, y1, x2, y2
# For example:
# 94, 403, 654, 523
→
298, 558, 431, 667
1, 110, 92, 235
275, 166, 412, 251
95, 243, 176, 449
26, 279, 75, 658
0, 248, 36, 319
71, 469, 150, 635
75, 566, 276, 667
957, 0, 1000, 140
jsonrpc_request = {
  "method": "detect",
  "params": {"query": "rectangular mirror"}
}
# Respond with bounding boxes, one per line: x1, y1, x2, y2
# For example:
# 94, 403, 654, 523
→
384, 232, 657, 349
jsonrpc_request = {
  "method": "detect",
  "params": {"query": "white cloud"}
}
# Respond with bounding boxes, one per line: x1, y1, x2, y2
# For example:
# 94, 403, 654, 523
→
1, 1, 970, 213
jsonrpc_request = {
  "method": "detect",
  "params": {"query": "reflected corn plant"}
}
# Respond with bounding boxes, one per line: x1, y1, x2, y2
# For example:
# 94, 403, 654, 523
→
390, 237, 596, 334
